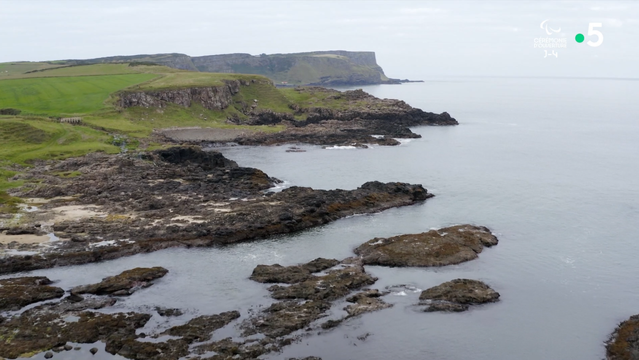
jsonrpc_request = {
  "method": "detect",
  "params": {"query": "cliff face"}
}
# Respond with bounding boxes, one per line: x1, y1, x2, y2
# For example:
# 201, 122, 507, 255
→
60, 51, 398, 86
118, 79, 247, 110
191, 51, 393, 86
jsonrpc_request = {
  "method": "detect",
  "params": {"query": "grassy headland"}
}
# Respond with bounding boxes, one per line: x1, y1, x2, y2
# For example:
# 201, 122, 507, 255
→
0, 62, 352, 211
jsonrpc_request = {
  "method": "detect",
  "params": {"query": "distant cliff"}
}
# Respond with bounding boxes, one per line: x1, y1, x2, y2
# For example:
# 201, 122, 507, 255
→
60, 51, 403, 86
191, 51, 397, 86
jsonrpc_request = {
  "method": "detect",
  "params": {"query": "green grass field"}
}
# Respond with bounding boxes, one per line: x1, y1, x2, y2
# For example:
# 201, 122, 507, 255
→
0, 73, 158, 115
0, 118, 121, 212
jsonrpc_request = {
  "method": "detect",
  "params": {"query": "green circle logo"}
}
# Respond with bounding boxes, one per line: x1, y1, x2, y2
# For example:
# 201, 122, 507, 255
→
575, 33, 585, 43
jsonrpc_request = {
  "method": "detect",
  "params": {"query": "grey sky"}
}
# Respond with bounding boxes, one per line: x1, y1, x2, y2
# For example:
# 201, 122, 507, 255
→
1, 1, 637, 78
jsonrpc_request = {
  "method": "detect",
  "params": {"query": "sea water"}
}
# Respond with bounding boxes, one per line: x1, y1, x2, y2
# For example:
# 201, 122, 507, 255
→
6, 77, 639, 360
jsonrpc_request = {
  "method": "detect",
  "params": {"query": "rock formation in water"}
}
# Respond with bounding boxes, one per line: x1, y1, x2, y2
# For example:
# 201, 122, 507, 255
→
0, 276, 64, 311
70, 267, 168, 296
353, 224, 498, 267
419, 279, 500, 312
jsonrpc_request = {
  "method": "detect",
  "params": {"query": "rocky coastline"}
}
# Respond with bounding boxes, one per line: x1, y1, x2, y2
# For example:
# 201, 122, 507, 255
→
0, 226, 501, 359
158, 87, 458, 146
0, 86, 510, 359
0, 146, 431, 274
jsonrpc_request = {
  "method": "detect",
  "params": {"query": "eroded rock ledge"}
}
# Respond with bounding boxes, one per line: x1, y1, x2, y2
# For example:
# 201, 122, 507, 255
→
118, 79, 258, 110
0, 146, 432, 274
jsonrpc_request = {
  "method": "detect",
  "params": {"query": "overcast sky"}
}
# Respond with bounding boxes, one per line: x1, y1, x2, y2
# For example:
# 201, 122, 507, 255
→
1, 1, 637, 78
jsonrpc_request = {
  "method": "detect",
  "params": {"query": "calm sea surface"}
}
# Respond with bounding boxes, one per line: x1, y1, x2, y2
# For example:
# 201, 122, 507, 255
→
10, 77, 639, 360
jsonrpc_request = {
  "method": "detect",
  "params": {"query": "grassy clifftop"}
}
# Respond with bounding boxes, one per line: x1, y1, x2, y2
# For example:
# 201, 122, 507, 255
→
3, 50, 398, 86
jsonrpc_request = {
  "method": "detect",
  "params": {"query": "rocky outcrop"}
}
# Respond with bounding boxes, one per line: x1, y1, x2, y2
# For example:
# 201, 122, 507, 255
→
0, 277, 64, 311
244, 258, 390, 340
344, 289, 392, 317
164, 311, 240, 342
249, 257, 339, 284
118, 80, 246, 110
0, 302, 150, 359
71, 267, 168, 296
266, 263, 377, 301
606, 314, 639, 360
226, 88, 458, 147
353, 225, 498, 267
419, 279, 500, 312
243, 300, 331, 338
1, 147, 432, 274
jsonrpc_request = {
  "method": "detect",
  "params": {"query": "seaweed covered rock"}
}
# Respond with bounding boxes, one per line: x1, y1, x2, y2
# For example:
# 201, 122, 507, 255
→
354, 225, 498, 267
0, 304, 149, 359
71, 267, 168, 296
606, 314, 639, 360
419, 279, 500, 312
0, 276, 64, 311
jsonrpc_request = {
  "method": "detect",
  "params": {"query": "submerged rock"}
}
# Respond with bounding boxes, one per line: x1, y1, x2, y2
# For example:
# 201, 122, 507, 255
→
71, 267, 168, 296
606, 314, 639, 360
344, 289, 392, 317
0, 276, 64, 311
155, 307, 183, 317
249, 257, 339, 284
419, 279, 500, 312
354, 225, 498, 267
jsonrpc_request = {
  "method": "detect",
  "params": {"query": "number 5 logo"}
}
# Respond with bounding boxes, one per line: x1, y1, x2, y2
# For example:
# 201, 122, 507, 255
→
587, 23, 604, 47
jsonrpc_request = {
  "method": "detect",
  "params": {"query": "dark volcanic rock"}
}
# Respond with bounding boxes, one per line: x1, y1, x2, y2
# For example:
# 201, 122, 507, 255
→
344, 289, 392, 317
423, 302, 469, 312
419, 279, 500, 312
229, 87, 458, 147
114, 338, 189, 360
0, 276, 64, 311
243, 300, 330, 338
164, 310, 240, 342
71, 267, 168, 296
2, 146, 431, 275
267, 263, 377, 301
303, 258, 340, 273
0, 304, 149, 359
606, 314, 639, 360
153, 145, 238, 169
250, 264, 312, 284
354, 224, 498, 267
249, 257, 339, 284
